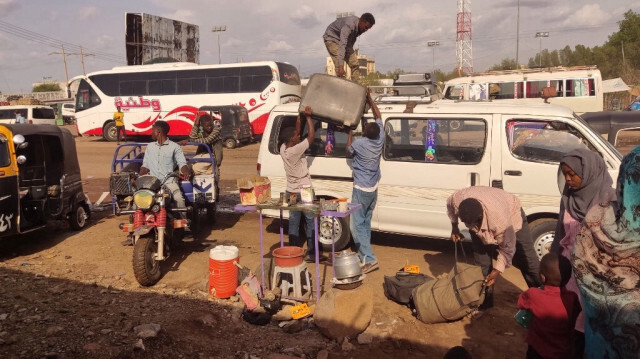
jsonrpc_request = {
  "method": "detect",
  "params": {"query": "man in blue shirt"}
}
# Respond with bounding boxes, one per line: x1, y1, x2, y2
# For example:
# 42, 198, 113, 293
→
140, 121, 190, 214
14, 110, 27, 124
346, 90, 383, 273
323, 13, 375, 82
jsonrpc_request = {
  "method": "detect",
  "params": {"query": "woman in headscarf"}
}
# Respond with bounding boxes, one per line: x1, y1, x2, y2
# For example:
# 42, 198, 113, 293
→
551, 147, 614, 357
572, 146, 640, 358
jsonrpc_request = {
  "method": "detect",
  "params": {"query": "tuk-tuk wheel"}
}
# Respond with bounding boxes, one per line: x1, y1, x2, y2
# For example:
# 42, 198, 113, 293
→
224, 138, 237, 149
69, 202, 90, 230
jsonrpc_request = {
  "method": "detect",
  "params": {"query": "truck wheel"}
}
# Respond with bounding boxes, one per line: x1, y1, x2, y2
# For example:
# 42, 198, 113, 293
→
318, 215, 351, 252
224, 138, 237, 149
133, 234, 162, 286
103, 121, 118, 142
530, 218, 557, 260
69, 202, 89, 230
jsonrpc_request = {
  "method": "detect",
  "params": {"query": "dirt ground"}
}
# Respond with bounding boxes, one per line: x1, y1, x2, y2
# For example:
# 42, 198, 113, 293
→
1, 129, 638, 359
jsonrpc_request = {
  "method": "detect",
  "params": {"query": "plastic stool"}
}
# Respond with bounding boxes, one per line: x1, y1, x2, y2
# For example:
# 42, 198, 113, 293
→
271, 262, 312, 299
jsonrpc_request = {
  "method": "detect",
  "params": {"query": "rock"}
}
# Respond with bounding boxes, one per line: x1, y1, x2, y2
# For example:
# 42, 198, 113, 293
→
0, 313, 8, 320
316, 349, 329, 359
134, 323, 161, 339
134, 339, 145, 351
83, 342, 101, 352
84, 331, 94, 337
48, 285, 65, 295
46, 326, 64, 337
272, 305, 293, 321
357, 332, 373, 345
265, 354, 299, 359
199, 313, 216, 327
341, 338, 355, 352
100, 329, 113, 335
44, 352, 58, 359
280, 320, 306, 334
313, 285, 373, 340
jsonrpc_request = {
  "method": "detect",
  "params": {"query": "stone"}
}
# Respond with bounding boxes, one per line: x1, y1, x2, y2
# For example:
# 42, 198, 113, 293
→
84, 331, 94, 337
49, 285, 65, 295
100, 329, 113, 335
44, 352, 58, 359
83, 342, 101, 352
46, 326, 64, 337
134, 323, 161, 339
316, 349, 329, 359
313, 285, 373, 340
341, 339, 355, 352
0, 313, 8, 320
199, 313, 216, 327
272, 305, 293, 321
265, 354, 299, 359
134, 339, 145, 351
357, 332, 373, 345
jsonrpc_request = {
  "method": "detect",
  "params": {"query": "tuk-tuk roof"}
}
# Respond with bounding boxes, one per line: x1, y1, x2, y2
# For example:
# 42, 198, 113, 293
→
2, 124, 81, 175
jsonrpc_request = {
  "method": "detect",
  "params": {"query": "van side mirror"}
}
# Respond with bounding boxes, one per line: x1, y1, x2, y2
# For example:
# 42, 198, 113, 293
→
17, 155, 27, 165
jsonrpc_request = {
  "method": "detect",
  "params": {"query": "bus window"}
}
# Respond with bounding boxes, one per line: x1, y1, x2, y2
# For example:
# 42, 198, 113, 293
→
489, 82, 523, 99
75, 79, 101, 111
444, 84, 464, 100
277, 62, 300, 85
566, 78, 595, 97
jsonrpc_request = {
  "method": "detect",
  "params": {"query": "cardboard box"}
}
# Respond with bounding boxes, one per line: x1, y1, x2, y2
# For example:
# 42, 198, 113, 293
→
237, 176, 271, 205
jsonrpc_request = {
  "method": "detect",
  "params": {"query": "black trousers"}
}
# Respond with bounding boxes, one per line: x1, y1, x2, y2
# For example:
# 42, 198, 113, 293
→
470, 209, 541, 304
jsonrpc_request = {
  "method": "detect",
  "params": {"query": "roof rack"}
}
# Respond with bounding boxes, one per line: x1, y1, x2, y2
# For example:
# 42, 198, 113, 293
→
467, 65, 598, 77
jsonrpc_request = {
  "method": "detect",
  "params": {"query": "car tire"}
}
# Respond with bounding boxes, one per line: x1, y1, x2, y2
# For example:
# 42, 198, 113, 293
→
224, 138, 237, 149
318, 215, 351, 252
103, 121, 118, 142
69, 202, 89, 230
530, 218, 557, 260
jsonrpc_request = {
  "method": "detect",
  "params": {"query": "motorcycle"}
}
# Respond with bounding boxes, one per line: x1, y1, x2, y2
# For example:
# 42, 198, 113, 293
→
121, 173, 189, 286
110, 142, 219, 286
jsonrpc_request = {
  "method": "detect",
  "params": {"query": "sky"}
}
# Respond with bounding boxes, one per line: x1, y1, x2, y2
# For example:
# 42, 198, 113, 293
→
0, 0, 637, 93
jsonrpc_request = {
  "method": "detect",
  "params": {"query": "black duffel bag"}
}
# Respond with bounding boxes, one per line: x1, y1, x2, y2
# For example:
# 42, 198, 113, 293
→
383, 271, 433, 305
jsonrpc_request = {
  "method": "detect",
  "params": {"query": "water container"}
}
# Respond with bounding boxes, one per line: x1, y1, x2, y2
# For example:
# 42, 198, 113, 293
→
299, 74, 367, 129
209, 245, 239, 299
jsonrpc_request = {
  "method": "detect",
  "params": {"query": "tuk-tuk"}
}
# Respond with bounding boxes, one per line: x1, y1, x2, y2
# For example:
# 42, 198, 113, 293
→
0, 124, 90, 238
198, 105, 253, 149
581, 111, 640, 146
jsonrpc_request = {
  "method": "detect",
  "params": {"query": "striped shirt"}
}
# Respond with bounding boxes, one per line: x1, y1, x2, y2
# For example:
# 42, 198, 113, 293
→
447, 186, 523, 272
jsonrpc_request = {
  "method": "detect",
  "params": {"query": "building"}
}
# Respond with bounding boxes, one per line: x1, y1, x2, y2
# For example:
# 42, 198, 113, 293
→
325, 51, 375, 78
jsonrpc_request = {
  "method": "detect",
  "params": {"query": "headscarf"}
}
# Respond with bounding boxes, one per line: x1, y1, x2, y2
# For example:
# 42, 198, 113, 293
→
559, 148, 613, 221
571, 146, 640, 359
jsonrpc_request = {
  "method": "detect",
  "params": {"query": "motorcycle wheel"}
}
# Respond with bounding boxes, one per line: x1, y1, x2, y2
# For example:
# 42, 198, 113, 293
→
132, 234, 162, 286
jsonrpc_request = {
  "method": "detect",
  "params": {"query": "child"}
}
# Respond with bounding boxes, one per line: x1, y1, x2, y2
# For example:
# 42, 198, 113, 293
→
517, 253, 581, 359
279, 106, 323, 262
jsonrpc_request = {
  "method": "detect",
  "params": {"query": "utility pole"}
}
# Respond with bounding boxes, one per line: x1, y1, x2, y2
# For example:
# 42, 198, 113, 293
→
427, 41, 440, 74
211, 26, 227, 64
68, 46, 94, 76
516, 0, 520, 68
49, 45, 70, 97
535, 32, 549, 67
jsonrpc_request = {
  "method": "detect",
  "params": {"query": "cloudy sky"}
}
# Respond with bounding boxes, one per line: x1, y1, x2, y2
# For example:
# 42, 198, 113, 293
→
0, 0, 636, 93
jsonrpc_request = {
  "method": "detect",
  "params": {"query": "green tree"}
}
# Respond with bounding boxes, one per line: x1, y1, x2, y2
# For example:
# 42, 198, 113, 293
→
489, 58, 518, 71
33, 83, 61, 92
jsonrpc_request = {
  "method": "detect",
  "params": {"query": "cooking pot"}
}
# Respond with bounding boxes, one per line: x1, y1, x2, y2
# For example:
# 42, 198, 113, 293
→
334, 250, 362, 280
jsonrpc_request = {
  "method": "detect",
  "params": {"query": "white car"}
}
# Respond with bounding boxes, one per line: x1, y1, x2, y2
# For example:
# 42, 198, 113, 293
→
0, 105, 57, 125
61, 103, 75, 123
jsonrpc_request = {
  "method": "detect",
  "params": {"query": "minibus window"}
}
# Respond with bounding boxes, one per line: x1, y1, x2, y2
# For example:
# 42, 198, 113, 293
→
506, 119, 596, 163
384, 118, 486, 164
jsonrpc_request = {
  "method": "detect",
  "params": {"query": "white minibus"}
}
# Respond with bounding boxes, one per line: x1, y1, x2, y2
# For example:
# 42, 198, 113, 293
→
72, 61, 302, 141
257, 100, 621, 259
443, 66, 603, 114
0, 105, 57, 125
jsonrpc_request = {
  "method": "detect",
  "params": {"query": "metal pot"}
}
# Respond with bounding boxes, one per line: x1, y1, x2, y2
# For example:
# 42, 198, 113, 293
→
334, 250, 362, 280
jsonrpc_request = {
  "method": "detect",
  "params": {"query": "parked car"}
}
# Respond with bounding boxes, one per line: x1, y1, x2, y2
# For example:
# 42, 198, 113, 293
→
257, 101, 622, 259
61, 103, 75, 123
0, 105, 56, 125
581, 111, 640, 147
198, 105, 253, 149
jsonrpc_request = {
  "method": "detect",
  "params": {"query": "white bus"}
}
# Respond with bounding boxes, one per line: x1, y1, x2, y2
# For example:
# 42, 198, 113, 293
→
442, 66, 603, 114
72, 61, 302, 141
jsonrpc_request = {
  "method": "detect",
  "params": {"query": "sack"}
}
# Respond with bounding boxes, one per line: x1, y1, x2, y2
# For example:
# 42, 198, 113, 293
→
383, 271, 432, 304
412, 244, 485, 323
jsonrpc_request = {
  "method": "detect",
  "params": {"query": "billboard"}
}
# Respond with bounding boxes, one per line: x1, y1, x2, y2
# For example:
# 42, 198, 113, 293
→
125, 13, 199, 65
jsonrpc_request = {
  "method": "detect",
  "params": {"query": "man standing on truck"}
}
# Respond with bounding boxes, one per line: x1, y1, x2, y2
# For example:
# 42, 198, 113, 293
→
346, 90, 383, 274
113, 105, 126, 144
323, 13, 375, 83
447, 186, 541, 309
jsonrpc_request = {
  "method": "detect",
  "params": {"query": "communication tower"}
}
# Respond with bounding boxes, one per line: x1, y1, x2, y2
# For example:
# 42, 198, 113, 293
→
456, 0, 473, 75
